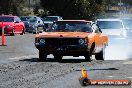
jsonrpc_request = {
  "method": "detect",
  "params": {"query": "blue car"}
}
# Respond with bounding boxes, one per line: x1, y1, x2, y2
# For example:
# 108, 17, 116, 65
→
21, 16, 45, 33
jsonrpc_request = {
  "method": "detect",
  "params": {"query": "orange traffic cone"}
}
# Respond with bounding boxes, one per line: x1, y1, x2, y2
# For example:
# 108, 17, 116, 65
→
1, 21, 5, 46
79, 67, 91, 86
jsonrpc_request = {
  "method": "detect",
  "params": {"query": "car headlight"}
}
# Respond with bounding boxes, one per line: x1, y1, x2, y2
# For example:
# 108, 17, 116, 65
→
78, 39, 86, 45
40, 39, 45, 44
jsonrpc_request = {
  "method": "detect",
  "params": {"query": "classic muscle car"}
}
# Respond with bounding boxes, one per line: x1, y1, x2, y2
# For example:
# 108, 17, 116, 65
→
35, 20, 108, 61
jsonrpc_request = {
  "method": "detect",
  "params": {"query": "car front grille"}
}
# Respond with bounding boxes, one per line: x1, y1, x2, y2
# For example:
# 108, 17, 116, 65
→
44, 38, 79, 46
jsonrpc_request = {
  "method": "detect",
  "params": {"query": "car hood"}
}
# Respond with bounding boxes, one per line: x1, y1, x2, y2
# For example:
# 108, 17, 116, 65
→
36, 32, 90, 38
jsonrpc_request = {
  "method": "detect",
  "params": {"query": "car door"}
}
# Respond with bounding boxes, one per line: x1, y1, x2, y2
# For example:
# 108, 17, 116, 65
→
17, 17, 24, 32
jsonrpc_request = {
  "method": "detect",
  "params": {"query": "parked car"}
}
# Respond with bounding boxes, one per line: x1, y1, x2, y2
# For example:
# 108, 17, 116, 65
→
21, 16, 45, 33
43, 16, 63, 29
20, 16, 31, 22
121, 18, 132, 37
96, 19, 127, 37
35, 20, 108, 61
0, 15, 25, 36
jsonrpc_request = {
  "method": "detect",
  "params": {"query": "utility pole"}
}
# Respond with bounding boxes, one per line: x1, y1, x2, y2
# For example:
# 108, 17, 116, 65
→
29, 0, 31, 11
120, 0, 122, 18
118, 0, 123, 18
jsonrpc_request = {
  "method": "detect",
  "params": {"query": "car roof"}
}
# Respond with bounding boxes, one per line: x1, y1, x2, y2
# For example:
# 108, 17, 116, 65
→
20, 16, 31, 17
57, 20, 86, 22
97, 18, 122, 22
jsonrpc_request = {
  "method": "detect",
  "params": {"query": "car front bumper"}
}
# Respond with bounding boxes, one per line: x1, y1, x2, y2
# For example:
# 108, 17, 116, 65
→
35, 43, 89, 54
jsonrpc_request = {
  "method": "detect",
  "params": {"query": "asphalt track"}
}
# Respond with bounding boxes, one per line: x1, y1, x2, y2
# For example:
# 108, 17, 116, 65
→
0, 33, 132, 88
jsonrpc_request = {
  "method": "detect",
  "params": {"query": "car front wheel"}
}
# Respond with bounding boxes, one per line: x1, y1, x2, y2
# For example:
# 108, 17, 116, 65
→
54, 54, 62, 61
38, 51, 47, 61
20, 28, 25, 35
95, 47, 105, 60
10, 29, 15, 36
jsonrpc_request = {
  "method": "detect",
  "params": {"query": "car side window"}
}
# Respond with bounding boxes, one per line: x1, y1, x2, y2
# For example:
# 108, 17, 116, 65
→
17, 17, 21, 22
15, 17, 21, 22
92, 23, 102, 33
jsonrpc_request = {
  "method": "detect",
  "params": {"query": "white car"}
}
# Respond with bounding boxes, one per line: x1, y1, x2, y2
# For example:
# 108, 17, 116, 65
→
96, 19, 127, 37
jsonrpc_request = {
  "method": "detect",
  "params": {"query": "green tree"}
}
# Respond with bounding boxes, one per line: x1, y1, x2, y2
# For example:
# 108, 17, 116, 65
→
0, 0, 25, 16
40, 0, 106, 20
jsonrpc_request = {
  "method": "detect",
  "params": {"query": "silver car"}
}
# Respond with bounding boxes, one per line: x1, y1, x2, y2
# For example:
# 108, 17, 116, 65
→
96, 18, 127, 37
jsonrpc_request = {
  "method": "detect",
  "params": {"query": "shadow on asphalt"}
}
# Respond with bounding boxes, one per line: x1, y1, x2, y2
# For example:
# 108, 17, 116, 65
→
75, 68, 119, 71
0, 45, 7, 46
19, 58, 91, 63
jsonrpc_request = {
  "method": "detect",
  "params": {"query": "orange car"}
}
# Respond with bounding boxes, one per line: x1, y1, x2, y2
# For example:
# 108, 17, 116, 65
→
35, 20, 108, 61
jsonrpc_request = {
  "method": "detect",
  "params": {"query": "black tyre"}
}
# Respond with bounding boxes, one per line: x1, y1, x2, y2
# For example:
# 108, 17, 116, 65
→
20, 28, 25, 35
38, 51, 47, 61
11, 29, 15, 36
95, 47, 105, 60
79, 77, 91, 86
54, 54, 62, 61
84, 52, 91, 62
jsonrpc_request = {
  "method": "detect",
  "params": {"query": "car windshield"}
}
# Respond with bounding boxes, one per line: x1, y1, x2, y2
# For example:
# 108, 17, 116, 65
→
97, 21, 123, 29
0, 17, 14, 22
29, 17, 37, 23
20, 17, 31, 21
44, 17, 58, 21
48, 22, 92, 32
122, 19, 132, 29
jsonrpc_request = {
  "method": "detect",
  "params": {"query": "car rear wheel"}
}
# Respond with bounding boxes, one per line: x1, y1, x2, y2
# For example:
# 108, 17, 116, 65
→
10, 29, 15, 36
20, 28, 25, 35
95, 47, 105, 60
38, 51, 47, 61
54, 54, 62, 61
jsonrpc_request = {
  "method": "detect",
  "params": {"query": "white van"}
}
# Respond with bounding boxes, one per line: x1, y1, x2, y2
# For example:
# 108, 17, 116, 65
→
96, 19, 127, 37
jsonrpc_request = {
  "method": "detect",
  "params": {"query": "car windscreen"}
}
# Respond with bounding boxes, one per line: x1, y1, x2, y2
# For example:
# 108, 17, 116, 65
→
97, 21, 123, 29
20, 17, 31, 21
122, 19, 132, 29
0, 17, 14, 22
48, 22, 92, 32
29, 17, 37, 23
44, 17, 58, 21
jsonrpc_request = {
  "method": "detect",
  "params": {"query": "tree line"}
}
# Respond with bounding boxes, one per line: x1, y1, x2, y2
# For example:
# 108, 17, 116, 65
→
0, 0, 131, 20
40, 0, 106, 20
